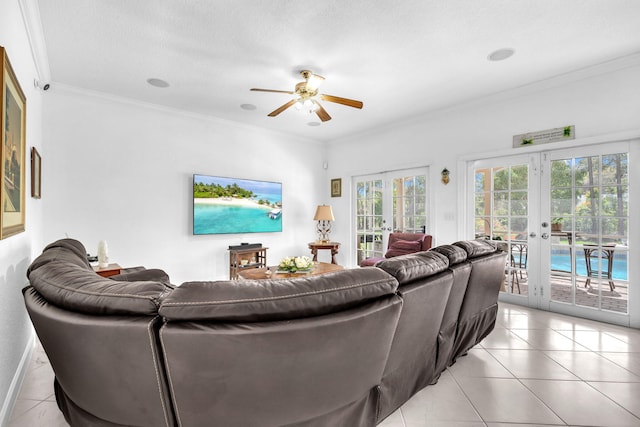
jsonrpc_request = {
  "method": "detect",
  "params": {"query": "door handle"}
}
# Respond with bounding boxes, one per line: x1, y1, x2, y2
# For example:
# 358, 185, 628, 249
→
541, 233, 549, 239
529, 232, 537, 238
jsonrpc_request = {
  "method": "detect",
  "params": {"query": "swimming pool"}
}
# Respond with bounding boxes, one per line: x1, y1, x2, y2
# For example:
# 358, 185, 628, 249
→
512, 250, 628, 281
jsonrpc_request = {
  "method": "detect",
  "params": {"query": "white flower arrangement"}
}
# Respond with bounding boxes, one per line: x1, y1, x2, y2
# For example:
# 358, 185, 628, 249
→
278, 256, 314, 273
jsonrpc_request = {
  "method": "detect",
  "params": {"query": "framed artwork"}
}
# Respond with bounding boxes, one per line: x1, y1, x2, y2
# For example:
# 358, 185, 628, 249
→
331, 178, 342, 197
1, 46, 27, 239
31, 147, 41, 199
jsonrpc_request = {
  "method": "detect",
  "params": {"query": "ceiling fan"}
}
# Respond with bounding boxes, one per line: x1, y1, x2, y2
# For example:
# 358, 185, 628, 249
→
250, 70, 363, 122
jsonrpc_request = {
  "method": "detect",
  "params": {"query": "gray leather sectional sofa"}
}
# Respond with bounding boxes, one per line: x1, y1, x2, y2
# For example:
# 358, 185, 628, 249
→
23, 238, 505, 427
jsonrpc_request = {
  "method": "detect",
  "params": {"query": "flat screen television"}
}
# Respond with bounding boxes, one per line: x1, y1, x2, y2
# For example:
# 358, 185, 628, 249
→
193, 174, 282, 235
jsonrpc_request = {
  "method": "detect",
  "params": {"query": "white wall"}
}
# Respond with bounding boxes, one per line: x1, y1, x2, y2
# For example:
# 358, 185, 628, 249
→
42, 88, 328, 284
327, 61, 640, 266
0, 0, 45, 422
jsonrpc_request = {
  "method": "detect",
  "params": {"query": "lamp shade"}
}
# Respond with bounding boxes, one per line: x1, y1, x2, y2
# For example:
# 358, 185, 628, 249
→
313, 205, 335, 221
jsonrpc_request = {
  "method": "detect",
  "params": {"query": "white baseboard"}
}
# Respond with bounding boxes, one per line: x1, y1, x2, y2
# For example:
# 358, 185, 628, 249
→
0, 329, 35, 427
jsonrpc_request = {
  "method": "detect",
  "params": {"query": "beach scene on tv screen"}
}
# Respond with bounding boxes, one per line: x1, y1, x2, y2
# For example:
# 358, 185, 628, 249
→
193, 174, 282, 234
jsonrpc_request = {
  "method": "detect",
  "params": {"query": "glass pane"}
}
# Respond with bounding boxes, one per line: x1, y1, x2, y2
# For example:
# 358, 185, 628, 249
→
493, 167, 508, 191
602, 153, 628, 185
602, 217, 627, 244
374, 196, 382, 215
511, 217, 528, 238
493, 217, 508, 240
510, 164, 528, 190
475, 169, 489, 192
475, 192, 489, 215
551, 159, 572, 188
601, 186, 628, 216
575, 188, 599, 216
511, 191, 528, 216
404, 177, 414, 196
493, 192, 508, 215
476, 216, 491, 238
373, 216, 383, 230
404, 198, 414, 213
575, 156, 600, 186
404, 216, 414, 230
415, 176, 426, 195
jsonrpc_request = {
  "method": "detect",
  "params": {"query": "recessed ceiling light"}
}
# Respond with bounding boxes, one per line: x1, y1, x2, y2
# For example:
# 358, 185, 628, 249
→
146, 78, 170, 88
240, 104, 257, 110
307, 122, 321, 127
487, 48, 515, 62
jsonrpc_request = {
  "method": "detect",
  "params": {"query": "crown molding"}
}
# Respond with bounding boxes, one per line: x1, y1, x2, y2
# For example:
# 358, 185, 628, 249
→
52, 83, 323, 146
329, 51, 640, 146
18, 0, 51, 82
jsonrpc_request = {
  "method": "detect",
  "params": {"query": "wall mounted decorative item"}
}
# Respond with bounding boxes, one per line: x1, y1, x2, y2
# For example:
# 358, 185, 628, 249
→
31, 147, 41, 198
513, 125, 575, 148
331, 178, 341, 197
1, 46, 27, 239
441, 168, 450, 185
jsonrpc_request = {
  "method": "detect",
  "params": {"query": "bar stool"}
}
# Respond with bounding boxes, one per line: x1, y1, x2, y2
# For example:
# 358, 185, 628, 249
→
583, 244, 616, 291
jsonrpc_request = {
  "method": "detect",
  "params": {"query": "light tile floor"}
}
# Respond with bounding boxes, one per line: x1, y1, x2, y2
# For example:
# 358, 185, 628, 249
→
8, 302, 640, 426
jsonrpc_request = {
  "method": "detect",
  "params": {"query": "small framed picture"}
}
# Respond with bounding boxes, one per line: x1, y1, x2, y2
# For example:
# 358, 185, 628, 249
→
31, 147, 41, 199
331, 178, 342, 197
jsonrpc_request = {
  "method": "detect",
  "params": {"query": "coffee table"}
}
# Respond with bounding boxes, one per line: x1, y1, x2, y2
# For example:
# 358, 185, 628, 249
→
237, 262, 344, 280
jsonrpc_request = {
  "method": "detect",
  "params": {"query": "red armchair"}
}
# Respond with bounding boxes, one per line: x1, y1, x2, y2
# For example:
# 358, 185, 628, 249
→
360, 233, 432, 267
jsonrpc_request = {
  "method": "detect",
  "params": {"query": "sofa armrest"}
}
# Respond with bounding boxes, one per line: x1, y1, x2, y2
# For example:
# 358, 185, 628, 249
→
110, 268, 174, 287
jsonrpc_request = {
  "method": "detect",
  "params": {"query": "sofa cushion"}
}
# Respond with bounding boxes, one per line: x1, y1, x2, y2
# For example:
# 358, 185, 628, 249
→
453, 239, 497, 258
159, 268, 399, 322
385, 239, 423, 258
27, 239, 91, 275
375, 251, 449, 285
430, 244, 468, 265
27, 239, 171, 316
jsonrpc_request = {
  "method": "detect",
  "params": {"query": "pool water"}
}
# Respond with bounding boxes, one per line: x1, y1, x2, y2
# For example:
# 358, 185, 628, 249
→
513, 251, 628, 281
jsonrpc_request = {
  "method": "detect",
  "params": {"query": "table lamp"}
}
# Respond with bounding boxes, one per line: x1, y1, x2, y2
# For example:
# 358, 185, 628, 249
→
313, 205, 335, 243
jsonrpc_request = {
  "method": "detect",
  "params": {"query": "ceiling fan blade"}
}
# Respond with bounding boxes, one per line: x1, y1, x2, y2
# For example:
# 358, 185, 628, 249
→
320, 94, 363, 109
251, 88, 295, 94
313, 101, 331, 122
268, 99, 298, 117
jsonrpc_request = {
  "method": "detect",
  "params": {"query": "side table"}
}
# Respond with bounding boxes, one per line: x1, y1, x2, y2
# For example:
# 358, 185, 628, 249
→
92, 263, 122, 278
308, 241, 340, 265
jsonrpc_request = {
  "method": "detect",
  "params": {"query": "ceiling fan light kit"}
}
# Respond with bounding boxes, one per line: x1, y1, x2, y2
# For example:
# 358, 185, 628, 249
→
251, 70, 363, 123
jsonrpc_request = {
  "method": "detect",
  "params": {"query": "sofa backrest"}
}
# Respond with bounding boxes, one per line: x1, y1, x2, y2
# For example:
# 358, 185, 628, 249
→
372, 249, 454, 418
159, 267, 398, 321
388, 232, 432, 251
385, 232, 432, 256
159, 268, 403, 426
375, 250, 449, 285
451, 239, 506, 359
429, 244, 473, 379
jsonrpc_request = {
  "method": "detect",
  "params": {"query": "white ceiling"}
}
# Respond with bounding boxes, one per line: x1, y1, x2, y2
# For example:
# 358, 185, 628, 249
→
35, 0, 640, 142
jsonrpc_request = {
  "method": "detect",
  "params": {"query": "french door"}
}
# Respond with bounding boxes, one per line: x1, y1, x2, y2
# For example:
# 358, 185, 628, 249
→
354, 168, 428, 266
470, 141, 633, 325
